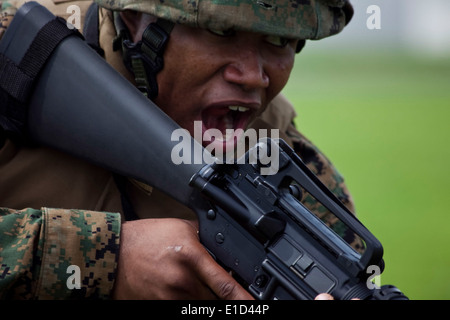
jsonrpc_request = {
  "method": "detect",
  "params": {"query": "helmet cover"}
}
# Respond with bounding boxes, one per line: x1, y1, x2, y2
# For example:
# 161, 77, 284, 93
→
95, 0, 353, 40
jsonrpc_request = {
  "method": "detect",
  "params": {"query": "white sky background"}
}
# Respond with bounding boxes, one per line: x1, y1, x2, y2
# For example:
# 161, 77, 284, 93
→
307, 0, 450, 58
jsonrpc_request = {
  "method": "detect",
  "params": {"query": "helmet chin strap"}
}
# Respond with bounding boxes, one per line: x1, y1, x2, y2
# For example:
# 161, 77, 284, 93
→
113, 12, 174, 100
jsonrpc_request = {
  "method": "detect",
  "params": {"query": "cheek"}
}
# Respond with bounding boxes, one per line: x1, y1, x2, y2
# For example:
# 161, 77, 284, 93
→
267, 58, 294, 99
155, 30, 207, 106
154, 51, 191, 110
276, 61, 293, 87
154, 58, 205, 129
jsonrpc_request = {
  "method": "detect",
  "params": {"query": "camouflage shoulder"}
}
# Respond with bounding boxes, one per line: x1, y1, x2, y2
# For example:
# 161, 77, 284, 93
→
0, 1, 17, 41
0, 207, 121, 299
1, 0, 94, 40
0, 207, 43, 299
282, 123, 366, 251
285, 123, 355, 212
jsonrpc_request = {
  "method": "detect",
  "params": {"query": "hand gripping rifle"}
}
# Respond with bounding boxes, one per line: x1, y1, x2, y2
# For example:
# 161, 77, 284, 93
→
0, 2, 408, 300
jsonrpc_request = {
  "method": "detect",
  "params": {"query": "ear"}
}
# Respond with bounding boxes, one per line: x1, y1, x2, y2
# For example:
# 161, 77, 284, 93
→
120, 11, 158, 43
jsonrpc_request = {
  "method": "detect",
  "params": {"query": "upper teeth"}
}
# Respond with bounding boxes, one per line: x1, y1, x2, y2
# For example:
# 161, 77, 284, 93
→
228, 106, 249, 112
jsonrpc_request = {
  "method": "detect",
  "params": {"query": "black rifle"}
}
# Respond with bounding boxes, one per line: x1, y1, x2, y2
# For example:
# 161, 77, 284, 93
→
0, 2, 408, 300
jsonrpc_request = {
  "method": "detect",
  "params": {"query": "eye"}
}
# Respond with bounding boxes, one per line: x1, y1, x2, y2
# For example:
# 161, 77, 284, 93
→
264, 35, 290, 48
208, 28, 236, 37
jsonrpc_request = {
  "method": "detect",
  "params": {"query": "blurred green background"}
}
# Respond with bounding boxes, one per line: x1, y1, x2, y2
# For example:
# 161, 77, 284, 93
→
282, 0, 450, 300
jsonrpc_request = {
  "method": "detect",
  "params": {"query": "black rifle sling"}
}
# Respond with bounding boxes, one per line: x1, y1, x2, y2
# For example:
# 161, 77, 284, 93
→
0, 16, 81, 137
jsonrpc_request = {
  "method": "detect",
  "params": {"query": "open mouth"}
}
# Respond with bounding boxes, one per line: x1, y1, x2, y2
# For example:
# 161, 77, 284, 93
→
201, 105, 255, 152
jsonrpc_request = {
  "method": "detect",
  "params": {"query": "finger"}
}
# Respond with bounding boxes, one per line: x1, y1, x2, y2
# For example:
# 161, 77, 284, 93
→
197, 252, 254, 300
315, 293, 334, 300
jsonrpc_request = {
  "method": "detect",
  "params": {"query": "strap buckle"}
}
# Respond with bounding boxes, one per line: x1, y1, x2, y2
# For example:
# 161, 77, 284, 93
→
140, 22, 171, 72
142, 22, 170, 55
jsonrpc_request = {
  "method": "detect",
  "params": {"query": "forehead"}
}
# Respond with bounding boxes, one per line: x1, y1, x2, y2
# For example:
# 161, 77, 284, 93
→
96, 0, 351, 40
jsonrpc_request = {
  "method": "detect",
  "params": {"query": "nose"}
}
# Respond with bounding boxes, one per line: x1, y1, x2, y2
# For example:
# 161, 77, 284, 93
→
222, 46, 269, 91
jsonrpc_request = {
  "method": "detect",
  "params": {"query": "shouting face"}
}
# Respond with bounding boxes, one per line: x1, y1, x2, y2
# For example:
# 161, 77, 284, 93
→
122, 12, 297, 151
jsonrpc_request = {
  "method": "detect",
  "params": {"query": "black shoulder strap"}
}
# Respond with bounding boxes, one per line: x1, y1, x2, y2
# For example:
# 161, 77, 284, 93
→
0, 16, 82, 139
112, 12, 173, 99
83, 3, 104, 57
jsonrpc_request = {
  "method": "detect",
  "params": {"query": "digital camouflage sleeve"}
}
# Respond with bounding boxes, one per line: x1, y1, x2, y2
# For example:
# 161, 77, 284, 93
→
0, 207, 121, 299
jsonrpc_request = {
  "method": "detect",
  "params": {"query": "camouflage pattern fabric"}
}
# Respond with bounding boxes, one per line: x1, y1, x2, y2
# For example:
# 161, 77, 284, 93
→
0, 0, 16, 40
95, 0, 353, 40
1, 0, 94, 38
0, 208, 120, 299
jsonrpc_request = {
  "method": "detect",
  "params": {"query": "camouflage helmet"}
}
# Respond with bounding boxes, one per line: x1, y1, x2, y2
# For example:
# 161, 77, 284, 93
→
95, 0, 353, 40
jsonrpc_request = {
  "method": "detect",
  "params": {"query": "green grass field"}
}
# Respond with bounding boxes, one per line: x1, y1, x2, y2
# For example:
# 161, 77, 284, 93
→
282, 47, 450, 300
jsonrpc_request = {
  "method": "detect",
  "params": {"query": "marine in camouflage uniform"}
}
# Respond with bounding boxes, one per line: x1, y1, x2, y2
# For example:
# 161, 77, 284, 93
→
0, 0, 355, 299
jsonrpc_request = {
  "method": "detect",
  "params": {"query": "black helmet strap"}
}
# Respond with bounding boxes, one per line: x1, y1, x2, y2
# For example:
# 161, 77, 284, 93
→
113, 13, 174, 100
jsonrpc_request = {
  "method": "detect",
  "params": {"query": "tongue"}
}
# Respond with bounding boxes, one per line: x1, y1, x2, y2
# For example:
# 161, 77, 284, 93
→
202, 107, 234, 134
